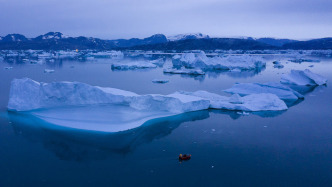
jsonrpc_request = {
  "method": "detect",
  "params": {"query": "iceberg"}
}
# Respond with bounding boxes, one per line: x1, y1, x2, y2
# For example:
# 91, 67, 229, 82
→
88, 51, 124, 59
172, 51, 266, 71
7, 78, 293, 132
7, 78, 210, 113
179, 91, 287, 111
8, 78, 291, 113
224, 82, 304, 101
111, 60, 157, 70
281, 69, 327, 86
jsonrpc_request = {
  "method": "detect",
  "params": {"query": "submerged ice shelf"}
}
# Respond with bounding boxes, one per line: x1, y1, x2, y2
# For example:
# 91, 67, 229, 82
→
7, 78, 291, 132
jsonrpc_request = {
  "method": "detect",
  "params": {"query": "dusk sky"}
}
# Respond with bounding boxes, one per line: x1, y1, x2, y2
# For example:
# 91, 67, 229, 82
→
1, 0, 331, 40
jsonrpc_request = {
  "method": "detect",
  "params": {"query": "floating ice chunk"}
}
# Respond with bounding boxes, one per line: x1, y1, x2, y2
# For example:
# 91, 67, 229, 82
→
163, 67, 205, 75
152, 79, 169, 84
281, 69, 327, 86
237, 111, 249, 116
89, 51, 124, 59
111, 60, 157, 70
179, 90, 288, 111
44, 69, 55, 73
172, 51, 266, 71
224, 82, 304, 101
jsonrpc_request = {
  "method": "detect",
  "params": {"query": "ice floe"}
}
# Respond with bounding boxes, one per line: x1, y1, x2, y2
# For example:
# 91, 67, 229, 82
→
281, 69, 327, 86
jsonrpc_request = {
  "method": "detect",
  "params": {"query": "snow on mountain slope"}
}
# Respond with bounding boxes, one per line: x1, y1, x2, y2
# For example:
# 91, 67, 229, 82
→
167, 33, 209, 41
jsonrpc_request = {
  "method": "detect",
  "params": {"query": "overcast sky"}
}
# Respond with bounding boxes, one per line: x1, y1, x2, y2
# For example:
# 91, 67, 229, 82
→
0, 0, 331, 40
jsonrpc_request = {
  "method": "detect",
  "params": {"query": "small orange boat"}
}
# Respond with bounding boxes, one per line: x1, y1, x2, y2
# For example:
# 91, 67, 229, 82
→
179, 154, 191, 160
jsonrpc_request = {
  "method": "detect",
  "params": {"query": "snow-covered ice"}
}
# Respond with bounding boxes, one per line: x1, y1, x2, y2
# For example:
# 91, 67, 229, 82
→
224, 82, 304, 101
172, 51, 266, 71
7, 78, 209, 113
179, 91, 287, 111
281, 69, 327, 86
88, 51, 124, 59
7, 77, 306, 132
111, 60, 157, 70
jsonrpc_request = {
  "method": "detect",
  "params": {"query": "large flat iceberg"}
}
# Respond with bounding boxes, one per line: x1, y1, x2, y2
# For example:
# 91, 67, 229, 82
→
8, 78, 289, 113
281, 69, 327, 86
8, 78, 290, 132
7, 78, 209, 113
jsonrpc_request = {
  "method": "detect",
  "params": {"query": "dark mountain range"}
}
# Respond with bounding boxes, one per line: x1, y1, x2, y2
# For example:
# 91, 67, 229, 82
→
1, 34, 29, 42
282, 38, 332, 50
253, 38, 298, 47
0, 32, 331, 50
109, 34, 168, 48
125, 38, 277, 50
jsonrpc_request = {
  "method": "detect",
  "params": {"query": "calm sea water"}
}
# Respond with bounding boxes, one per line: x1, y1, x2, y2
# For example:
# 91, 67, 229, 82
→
0, 54, 332, 186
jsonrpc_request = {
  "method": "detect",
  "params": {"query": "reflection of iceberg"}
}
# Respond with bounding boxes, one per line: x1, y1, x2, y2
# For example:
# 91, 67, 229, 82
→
163, 72, 205, 82
7, 110, 210, 161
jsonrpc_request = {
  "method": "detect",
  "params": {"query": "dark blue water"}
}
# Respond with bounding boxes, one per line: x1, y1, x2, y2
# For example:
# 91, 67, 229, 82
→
1, 55, 332, 186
